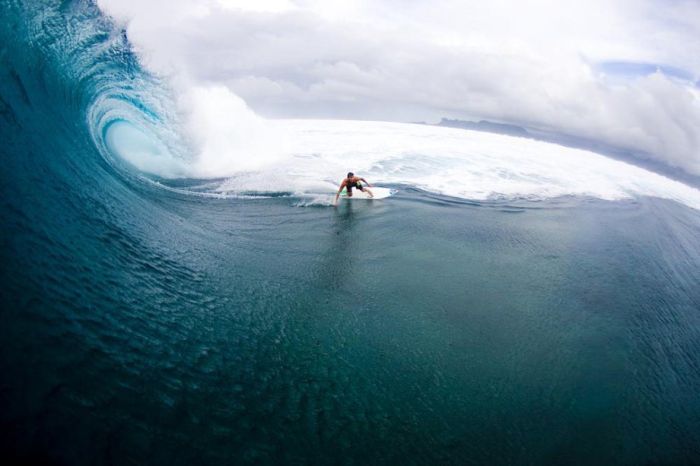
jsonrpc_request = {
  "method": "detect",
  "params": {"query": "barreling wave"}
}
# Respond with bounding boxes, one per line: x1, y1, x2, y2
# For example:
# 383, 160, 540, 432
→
1, 0, 189, 194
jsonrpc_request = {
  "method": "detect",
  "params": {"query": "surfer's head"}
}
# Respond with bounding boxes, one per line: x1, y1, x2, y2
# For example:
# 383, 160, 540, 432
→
347, 172, 354, 178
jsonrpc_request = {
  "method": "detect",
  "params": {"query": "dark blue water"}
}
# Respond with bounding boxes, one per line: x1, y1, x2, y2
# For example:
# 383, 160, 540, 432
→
2, 1, 700, 465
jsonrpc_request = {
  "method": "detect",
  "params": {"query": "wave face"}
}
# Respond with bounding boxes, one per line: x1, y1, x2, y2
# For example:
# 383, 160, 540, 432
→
3, 2, 700, 465
0, 0, 185, 187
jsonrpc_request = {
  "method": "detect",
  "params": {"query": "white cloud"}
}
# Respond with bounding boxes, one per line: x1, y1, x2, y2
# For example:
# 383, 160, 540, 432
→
98, 0, 700, 175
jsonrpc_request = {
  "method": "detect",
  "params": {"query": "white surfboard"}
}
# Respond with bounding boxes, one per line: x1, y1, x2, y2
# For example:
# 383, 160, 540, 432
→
339, 186, 394, 199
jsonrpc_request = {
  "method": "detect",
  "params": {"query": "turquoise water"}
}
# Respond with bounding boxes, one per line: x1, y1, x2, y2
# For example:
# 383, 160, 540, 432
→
2, 1, 700, 464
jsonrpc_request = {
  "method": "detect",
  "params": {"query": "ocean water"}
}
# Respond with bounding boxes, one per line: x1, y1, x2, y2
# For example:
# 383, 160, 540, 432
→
2, 1, 700, 465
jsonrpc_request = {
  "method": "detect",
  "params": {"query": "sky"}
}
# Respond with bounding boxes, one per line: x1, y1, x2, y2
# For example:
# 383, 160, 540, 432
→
98, 0, 700, 175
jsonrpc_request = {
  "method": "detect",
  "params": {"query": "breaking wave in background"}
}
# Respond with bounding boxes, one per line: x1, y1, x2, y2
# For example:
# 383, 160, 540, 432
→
4, 0, 699, 210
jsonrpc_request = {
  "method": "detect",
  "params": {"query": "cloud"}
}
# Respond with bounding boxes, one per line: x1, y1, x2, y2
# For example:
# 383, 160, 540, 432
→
98, 0, 700, 175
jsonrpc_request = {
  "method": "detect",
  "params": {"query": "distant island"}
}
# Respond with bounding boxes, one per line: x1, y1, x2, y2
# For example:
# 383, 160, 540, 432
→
432, 117, 620, 156
435, 118, 531, 138
427, 118, 700, 188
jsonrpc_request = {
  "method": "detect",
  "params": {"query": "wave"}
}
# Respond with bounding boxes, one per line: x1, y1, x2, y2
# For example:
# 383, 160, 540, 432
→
2, 0, 700, 212
0, 0, 184, 187
93, 1, 700, 211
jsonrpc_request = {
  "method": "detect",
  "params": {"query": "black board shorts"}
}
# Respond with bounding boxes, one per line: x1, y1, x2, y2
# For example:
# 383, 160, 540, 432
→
348, 182, 364, 193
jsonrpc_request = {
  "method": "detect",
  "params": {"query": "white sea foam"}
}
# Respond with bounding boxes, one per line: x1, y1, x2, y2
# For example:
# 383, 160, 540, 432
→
105, 103, 700, 209
211, 119, 700, 210
103, 86, 700, 210
176, 85, 288, 177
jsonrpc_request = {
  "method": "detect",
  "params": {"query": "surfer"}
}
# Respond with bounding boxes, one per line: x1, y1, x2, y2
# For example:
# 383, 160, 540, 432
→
335, 172, 373, 204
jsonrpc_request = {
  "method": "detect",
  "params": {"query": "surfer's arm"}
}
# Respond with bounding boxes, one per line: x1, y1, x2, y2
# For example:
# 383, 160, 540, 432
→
334, 180, 346, 204
360, 177, 371, 187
